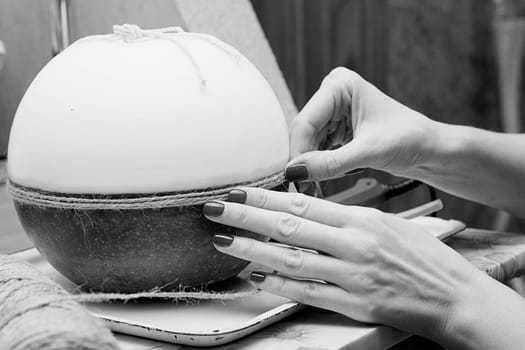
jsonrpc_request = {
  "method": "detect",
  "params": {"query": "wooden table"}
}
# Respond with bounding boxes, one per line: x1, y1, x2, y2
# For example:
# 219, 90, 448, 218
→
2, 161, 525, 349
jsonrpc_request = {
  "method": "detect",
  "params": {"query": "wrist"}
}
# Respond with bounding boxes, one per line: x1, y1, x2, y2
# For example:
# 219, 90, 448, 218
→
408, 121, 478, 181
437, 273, 525, 350
434, 272, 492, 349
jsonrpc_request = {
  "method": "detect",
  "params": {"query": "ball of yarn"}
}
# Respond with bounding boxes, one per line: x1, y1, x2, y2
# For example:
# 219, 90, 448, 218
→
0, 255, 119, 350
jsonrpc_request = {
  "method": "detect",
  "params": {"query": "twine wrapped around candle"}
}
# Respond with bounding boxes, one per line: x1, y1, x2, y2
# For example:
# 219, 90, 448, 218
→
7, 171, 285, 210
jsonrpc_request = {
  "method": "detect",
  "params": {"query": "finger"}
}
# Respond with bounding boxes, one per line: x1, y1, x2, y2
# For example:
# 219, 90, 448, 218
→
286, 137, 375, 181
249, 272, 356, 317
212, 236, 347, 284
205, 200, 346, 255
290, 67, 358, 158
227, 187, 351, 227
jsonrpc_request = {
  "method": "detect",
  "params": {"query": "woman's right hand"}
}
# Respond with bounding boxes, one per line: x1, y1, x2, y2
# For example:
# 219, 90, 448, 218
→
286, 67, 440, 182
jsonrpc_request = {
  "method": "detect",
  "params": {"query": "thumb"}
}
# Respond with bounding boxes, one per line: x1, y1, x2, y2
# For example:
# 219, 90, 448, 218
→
285, 138, 374, 182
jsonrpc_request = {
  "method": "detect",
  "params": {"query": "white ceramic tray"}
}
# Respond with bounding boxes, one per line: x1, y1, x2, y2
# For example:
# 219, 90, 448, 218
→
12, 216, 465, 347
13, 248, 302, 347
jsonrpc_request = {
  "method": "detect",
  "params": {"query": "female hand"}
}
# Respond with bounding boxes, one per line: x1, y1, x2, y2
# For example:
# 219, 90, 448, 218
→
285, 67, 439, 181
203, 188, 497, 346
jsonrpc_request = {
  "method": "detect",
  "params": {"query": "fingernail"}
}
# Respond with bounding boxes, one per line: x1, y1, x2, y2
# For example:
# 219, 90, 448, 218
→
250, 271, 266, 283
344, 168, 365, 175
285, 164, 309, 181
203, 202, 224, 217
212, 234, 234, 247
228, 189, 247, 203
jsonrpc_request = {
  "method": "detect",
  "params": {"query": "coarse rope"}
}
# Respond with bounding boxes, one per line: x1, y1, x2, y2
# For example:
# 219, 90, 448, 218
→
66, 288, 259, 303
7, 171, 285, 210
0, 255, 120, 350
0, 254, 259, 350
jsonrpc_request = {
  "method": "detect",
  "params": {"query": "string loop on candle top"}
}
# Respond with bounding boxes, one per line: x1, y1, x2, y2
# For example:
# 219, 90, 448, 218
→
112, 24, 241, 87
113, 24, 185, 41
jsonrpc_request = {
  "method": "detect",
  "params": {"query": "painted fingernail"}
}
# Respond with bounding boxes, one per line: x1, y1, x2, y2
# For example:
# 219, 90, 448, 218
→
285, 164, 309, 181
212, 234, 234, 247
344, 168, 365, 175
203, 202, 224, 217
250, 271, 266, 283
228, 189, 247, 203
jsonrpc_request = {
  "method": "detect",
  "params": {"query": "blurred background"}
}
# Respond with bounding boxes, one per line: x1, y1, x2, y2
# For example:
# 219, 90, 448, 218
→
1, 0, 525, 231
254, 0, 525, 232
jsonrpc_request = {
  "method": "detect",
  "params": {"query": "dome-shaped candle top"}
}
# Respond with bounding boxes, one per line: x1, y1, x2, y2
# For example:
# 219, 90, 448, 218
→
8, 25, 289, 194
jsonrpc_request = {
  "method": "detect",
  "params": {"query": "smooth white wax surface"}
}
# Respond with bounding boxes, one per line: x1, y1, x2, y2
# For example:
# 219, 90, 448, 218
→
8, 31, 289, 194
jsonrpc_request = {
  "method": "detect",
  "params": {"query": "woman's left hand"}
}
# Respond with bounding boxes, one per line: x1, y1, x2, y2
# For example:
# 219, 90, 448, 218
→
202, 187, 493, 343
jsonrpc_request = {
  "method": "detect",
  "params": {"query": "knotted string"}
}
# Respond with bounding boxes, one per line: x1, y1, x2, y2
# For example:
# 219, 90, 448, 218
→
112, 24, 241, 87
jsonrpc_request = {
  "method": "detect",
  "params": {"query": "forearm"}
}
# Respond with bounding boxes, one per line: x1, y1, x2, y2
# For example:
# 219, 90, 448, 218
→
411, 122, 525, 217
437, 273, 525, 350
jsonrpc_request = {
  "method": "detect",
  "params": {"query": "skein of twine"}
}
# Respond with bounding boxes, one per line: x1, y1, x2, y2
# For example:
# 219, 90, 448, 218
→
0, 255, 119, 350
0, 255, 259, 350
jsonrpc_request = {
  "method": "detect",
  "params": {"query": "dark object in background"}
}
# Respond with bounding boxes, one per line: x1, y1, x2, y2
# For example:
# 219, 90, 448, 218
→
0, 154, 6, 186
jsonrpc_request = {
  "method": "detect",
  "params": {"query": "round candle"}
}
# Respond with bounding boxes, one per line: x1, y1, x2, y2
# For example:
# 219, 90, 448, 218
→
8, 26, 288, 194
7, 25, 289, 292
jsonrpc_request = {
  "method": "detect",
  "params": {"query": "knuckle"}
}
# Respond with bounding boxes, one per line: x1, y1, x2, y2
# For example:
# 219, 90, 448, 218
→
257, 190, 270, 209
327, 67, 350, 81
236, 205, 249, 224
299, 282, 320, 305
322, 72, 341, 92
324, 67, 357, 85
290, 116, 303, 130
345, 230, 380, 263
364, 300, 379, 320
239, 238, 257, 257
277, 276, 289, 294
290, 193, 310, 217
291, 114, 318, 136
363, 207, 385, 223
276, 213, 301, 239
281, 249, 304, 272
323, 67, 362, 99
360, 239, 379, 262
364, 297, 385, 322
322, 153, 343, 178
